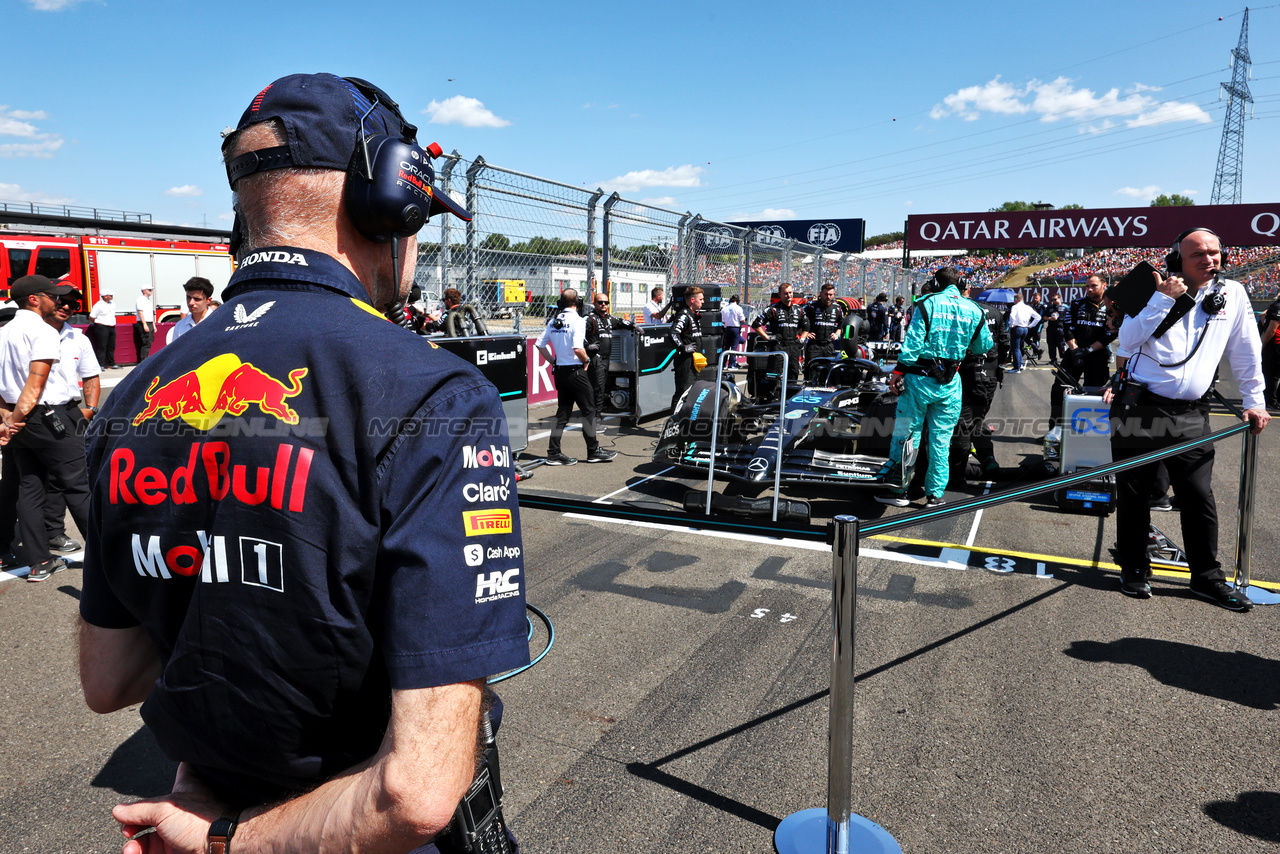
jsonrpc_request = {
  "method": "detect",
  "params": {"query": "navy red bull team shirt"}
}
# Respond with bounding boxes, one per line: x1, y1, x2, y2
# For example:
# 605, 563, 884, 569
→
80, 247, 530, 803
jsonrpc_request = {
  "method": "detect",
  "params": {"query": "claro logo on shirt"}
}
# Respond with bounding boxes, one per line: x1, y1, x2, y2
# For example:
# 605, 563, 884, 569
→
463, 509, 513, 536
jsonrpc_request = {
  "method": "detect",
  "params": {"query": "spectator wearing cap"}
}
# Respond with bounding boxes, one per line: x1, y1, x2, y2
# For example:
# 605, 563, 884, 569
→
134, 286, 155, 362
166, 276, 215, 343
88, 287, 117, 368
0, 275, 90, 583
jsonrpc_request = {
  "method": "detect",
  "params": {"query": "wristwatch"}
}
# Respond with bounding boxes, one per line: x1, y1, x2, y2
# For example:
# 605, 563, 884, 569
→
207, 810, 243, 854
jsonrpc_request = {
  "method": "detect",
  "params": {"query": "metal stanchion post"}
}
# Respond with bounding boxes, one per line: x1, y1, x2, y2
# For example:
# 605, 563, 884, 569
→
774, 516, 900, 854
1232, 430, 1278, 604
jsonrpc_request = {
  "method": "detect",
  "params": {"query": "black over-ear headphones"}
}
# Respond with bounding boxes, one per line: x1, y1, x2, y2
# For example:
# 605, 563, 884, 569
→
225, 77, 451, 255
341, 77, 436, 245
1165, 227, 1229, 273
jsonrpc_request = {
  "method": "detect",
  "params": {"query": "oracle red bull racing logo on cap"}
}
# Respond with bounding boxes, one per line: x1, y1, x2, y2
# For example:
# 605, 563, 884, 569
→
133, 354, 308, 430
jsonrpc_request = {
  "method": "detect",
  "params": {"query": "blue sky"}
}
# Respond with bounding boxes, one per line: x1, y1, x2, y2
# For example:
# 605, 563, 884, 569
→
5, 0, 1280, 239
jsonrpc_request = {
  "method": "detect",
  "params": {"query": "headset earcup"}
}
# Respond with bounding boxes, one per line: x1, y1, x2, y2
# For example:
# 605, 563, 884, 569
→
1165, 248, 1181, 274
343, 135, 431, 243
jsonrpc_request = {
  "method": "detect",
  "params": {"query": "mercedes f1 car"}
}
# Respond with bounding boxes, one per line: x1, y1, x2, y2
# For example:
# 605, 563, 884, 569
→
653, 355, 917, 490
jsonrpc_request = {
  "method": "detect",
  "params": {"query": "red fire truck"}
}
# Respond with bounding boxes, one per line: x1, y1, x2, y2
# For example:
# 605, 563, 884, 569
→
0, 233, 233, 322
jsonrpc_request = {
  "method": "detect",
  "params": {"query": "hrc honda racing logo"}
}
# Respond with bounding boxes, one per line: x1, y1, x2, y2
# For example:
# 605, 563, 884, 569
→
475, 568, 520, 603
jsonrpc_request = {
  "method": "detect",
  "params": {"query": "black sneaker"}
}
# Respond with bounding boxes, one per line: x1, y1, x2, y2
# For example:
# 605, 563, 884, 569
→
1119, 567, 1152, 599
27, 558, 67, 583
584, 448, 617, 463
544, 453, 577, 466
925, 495, 946, 509
48, 534, 81, 552
1189, 580, 1253, 612
1148, 496, 1173, 512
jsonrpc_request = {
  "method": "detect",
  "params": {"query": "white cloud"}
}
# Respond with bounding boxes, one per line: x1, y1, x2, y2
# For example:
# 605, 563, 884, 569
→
25, 0, 89, 9
732, 208, 798, 221
165, 185, 203, 197
932, 76, 1210, 128
0, 182, 74, 205
218, 211, 236, 221
1114, 185, 1161, 198
422, 96, 510, 128
639, 196, 678, 207
0, 105, 63, 158
930, 77, 1029, 121
600, 165, 704, 193
1180, 189, 1199, 196
904, 200, 914, 207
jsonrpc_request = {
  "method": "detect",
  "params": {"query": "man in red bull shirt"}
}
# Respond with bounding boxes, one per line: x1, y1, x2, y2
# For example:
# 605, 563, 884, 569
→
77, 74, 528, 853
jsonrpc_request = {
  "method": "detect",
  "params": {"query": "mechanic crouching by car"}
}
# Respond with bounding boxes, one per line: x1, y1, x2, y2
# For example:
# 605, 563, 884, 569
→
877, 267, 993, 509
950, 277, 1009, 484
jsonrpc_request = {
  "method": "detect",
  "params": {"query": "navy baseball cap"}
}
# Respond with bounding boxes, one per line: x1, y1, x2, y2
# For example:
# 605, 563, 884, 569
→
223, 73, 470, 221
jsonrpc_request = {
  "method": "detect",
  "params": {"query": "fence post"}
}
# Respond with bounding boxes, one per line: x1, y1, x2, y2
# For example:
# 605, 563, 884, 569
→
783, 240, 795, 286
1233, 429, 1277, 604
585, 190, 604, 298
601, 192, 620, 299
837, 253, 849, 298
774, 515, 901, 854
741, 230, 752, 306
440, 150, 461, 297
464, 157, 485, 303
677, 213, 691, 288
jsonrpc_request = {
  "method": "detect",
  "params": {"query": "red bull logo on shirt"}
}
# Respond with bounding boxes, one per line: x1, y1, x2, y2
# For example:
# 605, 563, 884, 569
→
133, 354, 308, 430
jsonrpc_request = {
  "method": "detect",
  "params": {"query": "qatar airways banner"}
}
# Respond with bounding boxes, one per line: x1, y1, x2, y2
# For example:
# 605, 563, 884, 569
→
906, 203, 1280, 250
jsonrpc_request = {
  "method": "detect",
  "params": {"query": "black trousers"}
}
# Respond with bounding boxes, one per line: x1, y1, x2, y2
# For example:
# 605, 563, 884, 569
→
722, 327, 742, 355
1110, 400, 1220, 582
589, 355, 609, 415
9, 405, 90, 565
770, 343, 803, 384
549, 365, 597, 456
672, 353, 697, 410
134, 324, 154, 362
1046, 327, 1067, 362
91, 324, 116, 367
1261, 343, 1280, 409
950, 364, 998, 479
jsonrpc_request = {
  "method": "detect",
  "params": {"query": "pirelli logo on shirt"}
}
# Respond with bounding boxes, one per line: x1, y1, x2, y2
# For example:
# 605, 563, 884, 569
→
463, 509, 513, 537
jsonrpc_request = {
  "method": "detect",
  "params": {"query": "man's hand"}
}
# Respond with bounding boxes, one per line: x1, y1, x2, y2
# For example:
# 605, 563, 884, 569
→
1153, 269, 1187, 300
1243, 407, 1271, 435
113, 763, 227, 854
889, 370, 905, 395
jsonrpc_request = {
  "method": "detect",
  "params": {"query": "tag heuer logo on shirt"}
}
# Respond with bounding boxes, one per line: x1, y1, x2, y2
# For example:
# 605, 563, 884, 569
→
463, 509, 513, 537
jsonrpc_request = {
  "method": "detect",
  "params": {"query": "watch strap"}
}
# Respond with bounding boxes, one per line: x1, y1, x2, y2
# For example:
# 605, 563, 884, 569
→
207, 809, 243, 854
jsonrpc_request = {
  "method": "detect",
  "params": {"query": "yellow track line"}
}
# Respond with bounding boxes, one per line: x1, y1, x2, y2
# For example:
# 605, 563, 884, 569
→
869, 533, 1280, 589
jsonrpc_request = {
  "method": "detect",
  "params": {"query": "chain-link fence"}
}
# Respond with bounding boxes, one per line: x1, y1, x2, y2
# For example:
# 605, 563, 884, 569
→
411, 155, 923, 333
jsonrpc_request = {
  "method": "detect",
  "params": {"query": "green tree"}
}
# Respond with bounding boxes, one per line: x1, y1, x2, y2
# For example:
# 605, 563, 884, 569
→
480, 233, 511, 251
1150, 194, 1195, 207
864, 231, 905, 247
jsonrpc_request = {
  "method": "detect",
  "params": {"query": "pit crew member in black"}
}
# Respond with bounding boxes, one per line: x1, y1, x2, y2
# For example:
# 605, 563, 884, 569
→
76, 74, 529, 853
950, 275, 1009, 482
751, 281, 809, 387
1052, 274, 1115, 427
586, 291, 634, 415
1259, 294, 1280, 410
803, 283, 845, 379
669, 286, 705, 408
537, 289, 615, 464
1043, 292, 1067, 364
1108, 228, 1270, 609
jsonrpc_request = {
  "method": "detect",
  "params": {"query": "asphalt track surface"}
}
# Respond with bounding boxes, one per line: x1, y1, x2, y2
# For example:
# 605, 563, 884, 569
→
2, 361, 1278, 852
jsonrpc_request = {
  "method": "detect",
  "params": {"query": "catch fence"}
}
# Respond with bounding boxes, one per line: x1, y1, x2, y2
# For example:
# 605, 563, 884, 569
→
411, 155, 926, 331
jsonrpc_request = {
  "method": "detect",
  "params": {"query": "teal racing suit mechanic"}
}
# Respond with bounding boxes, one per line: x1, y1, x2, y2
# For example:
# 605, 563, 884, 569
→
881, 277, 994, 502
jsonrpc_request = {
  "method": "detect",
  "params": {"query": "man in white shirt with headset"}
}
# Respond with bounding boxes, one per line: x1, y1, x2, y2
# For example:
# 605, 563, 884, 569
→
1109, 227, 1269, 609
